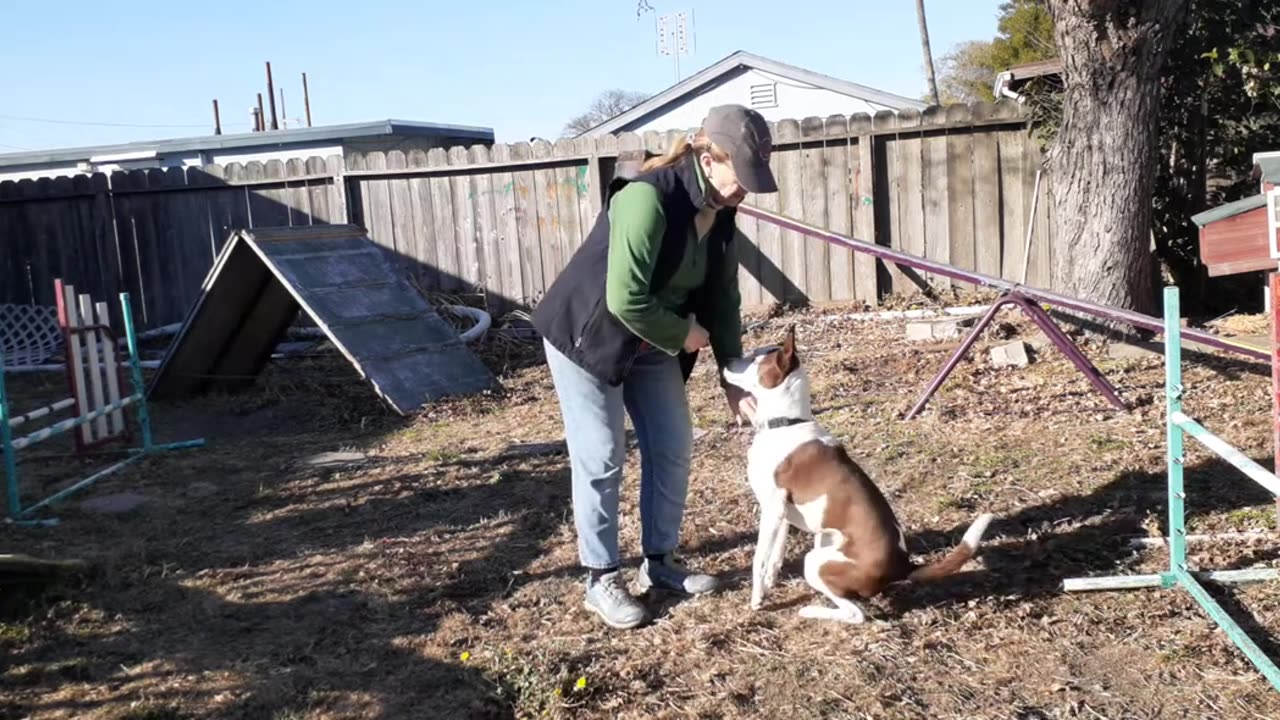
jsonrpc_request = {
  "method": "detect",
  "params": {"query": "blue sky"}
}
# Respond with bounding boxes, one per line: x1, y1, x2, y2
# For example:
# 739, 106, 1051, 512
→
0, 0, 1007, 152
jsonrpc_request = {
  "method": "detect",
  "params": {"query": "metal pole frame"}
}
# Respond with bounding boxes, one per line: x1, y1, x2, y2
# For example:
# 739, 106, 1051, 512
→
3, 291, 206, 527
738, 204, 1269, 421
1063, 286, 1280, 693
903, 291, 1125, 420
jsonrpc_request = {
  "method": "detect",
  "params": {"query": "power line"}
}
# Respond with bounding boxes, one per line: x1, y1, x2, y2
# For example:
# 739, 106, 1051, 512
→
0, 113, 209, 129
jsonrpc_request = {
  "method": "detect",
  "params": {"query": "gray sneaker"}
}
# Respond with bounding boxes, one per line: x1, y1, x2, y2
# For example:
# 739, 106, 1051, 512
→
636, 553, 720, 595
583, 570, 650, 629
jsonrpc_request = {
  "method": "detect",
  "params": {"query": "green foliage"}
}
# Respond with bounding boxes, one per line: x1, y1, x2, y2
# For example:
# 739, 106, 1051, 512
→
1152, 0, 1280, 310
936, 1, 1057, 103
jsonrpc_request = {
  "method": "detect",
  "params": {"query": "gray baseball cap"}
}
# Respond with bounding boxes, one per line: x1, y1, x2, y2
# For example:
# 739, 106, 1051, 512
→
702, 104, 778, 194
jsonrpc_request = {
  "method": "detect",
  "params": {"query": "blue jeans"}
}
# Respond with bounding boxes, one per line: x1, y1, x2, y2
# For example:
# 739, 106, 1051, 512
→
543, 339, 693, 569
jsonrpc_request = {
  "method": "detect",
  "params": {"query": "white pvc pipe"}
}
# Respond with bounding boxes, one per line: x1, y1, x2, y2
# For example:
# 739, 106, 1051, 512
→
7, 397, 76, 428
1064, 568, 1280, 593
444, 305, 491, 343
832, 305, 991, 322
4, 360, 161, 373
1171, 411, 1280, 497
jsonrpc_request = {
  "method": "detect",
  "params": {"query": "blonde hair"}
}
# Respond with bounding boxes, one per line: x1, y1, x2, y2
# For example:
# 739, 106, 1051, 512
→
640, 131, 730, 173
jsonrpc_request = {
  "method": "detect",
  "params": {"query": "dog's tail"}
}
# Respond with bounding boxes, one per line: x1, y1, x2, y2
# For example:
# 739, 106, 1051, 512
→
906, 512, 994, 583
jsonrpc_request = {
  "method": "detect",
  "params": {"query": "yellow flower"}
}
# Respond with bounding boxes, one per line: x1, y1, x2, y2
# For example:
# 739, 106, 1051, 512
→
574, 677, 587, 691
459, 651, 471, 662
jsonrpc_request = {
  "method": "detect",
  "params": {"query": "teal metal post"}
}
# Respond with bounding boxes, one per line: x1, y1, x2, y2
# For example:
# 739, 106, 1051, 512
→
1065, 286, 1280, 692
1164, 286, 1187, 583
1, 346, 20, 519
120, 293, 153, 452
7, 291, 205, 525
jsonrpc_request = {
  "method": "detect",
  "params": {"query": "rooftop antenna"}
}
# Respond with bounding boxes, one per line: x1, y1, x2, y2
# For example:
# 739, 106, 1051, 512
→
656, 9, 695, 83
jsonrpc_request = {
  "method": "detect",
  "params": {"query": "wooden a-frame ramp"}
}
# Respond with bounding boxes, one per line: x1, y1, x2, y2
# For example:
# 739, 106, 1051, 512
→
148, 224, 495, 415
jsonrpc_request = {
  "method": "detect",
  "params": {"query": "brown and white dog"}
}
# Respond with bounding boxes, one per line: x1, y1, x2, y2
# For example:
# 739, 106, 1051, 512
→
722, 325, 994, 623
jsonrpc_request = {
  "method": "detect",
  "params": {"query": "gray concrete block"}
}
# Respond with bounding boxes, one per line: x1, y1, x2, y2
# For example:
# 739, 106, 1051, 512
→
990, 341, 1031, 368
906, 316, 977, 342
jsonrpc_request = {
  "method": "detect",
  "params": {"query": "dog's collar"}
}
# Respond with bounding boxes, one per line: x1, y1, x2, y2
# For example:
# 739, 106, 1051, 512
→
756, 417, 812, 431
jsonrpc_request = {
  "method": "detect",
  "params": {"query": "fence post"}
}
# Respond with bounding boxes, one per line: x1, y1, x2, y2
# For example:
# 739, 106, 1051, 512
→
1164, 285, 1187, 582
1272, 271, 1280, 529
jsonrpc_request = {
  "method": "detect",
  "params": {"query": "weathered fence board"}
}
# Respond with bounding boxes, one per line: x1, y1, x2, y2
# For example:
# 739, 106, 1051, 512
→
998, 127, 1027, 282
448, 145, 482, 292
922, 108, 951, 292
755, 137, 785, 305
776, 120, 806, 304
874, 111, 906, 294
387, 151, 419, 280
971, 113, 1003, 279
851, 115, 878, 305
945, 105, 977, 279
823, 115, 853, 302
404, 149, 438, 290
897, 110, 927, 293
509, 141, 544, 303
489, 143, 525, 308
426, 149, 460, 292
800, 117, 831, 302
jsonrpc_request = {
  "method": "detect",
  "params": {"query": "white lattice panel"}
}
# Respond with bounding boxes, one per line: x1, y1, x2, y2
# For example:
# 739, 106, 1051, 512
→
0, 303, 62, 367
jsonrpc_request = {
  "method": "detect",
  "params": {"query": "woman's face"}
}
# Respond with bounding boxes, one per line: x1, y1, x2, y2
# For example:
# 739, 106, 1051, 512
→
699, 150, 747, 209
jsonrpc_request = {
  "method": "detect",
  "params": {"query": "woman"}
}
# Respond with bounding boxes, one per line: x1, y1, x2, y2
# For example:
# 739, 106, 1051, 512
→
531, 104, 778, 629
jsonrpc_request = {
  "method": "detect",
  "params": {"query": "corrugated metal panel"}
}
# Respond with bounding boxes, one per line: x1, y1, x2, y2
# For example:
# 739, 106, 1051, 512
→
147, 224, 495, 415
1191, 193, 1267, 227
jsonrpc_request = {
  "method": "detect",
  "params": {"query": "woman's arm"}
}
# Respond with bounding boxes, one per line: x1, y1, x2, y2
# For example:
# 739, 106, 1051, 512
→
703, 230, 744, 369
604, 182, 691, 355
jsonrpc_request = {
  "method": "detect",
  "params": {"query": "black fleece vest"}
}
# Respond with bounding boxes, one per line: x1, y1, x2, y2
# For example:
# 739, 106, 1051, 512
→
531, 153, 737, 386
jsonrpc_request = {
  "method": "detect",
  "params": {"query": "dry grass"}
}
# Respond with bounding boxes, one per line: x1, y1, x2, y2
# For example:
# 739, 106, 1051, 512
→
1209, 312, 1271, 338
4, 302, 1280, 719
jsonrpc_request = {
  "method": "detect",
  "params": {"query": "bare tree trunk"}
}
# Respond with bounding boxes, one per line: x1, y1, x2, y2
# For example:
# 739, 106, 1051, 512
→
1046, 0, 1188, 317
916, 0, 941, 105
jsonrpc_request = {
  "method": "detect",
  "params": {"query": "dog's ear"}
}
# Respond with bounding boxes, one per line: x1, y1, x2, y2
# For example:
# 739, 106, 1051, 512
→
780, 324, 798, 368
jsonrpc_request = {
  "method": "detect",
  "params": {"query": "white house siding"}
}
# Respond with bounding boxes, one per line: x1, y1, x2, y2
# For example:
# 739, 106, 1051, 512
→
0, 164, 86, 182
627, 68, 903, 134
201, 142, 343, 167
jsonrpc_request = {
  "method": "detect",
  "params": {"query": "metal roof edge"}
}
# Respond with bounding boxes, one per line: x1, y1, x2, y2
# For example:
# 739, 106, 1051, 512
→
0, 119, 496, 169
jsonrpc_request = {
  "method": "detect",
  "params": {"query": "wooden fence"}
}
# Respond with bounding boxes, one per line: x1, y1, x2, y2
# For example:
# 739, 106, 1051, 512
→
0, 99, 1051, 329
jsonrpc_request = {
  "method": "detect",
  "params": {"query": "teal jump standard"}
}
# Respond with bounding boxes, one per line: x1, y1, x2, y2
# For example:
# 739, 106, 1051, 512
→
1062, 286, 1280, 693
2, 291, 205, 527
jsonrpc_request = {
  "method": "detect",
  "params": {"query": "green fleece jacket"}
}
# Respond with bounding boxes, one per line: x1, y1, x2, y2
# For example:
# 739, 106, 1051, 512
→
602, 166, 743, 367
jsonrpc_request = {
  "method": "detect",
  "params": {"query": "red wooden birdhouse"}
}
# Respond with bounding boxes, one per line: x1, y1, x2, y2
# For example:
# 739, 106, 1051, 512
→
1192, 152, 1280, 278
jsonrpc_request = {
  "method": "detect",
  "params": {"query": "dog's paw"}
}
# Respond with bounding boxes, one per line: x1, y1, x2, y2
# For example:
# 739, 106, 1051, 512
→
799, 604, 865, 624
797, 605, 830, 620
750, 594, 764, 611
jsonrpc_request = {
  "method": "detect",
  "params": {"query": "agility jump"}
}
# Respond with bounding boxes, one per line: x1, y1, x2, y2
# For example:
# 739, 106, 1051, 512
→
1056, 286, 1280, 691
1, 280, 204, 526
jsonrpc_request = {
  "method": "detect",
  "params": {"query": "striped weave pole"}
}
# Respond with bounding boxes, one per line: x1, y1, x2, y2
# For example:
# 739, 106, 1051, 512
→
7, 398, 76, 429
10, 394, 139, 451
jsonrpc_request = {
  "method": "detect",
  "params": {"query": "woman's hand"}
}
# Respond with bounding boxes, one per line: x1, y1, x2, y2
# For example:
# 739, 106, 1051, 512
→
683, 315, 710, 353
724, 383, 757, 427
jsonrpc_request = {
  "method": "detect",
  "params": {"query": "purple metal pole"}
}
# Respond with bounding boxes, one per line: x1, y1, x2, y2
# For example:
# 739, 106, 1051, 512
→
738, 205, 1269, 363
904, 292, 1128, 420
1010, 294, 1126, 411
903, 297, 1015, 420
